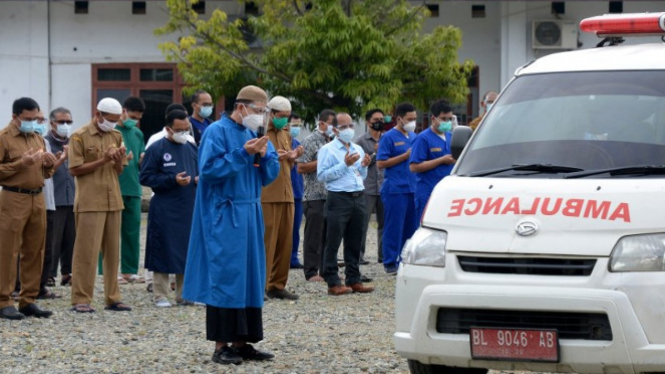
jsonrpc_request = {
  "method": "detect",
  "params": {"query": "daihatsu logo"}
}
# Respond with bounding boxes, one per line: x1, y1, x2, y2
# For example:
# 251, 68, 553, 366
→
516, 221, 538, 236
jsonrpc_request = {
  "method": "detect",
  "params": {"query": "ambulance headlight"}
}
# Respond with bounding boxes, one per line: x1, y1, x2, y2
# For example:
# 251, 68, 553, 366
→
609, 233, 665, 272
401, 227, 447, 267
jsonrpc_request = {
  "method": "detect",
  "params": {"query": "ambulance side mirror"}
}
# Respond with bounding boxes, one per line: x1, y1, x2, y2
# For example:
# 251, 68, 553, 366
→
451, 126, 473, 160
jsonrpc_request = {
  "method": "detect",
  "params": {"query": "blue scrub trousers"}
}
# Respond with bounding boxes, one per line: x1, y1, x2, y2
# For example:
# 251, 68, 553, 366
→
414, 193, 429, 227
290, 199, 303, 266
381, 192, 418, 269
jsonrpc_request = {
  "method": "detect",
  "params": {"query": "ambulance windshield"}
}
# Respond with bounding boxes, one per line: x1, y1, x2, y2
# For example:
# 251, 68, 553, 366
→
457, 71, 665, 178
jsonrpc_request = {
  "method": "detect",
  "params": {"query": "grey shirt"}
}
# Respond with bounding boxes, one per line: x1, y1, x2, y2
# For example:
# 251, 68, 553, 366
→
45, 133, 75, 207
297, 131, 330, 201
354, 131, 384, 195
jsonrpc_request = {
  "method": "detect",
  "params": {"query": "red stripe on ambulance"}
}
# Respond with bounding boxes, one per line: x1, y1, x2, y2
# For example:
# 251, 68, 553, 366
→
447, 197, 631, 222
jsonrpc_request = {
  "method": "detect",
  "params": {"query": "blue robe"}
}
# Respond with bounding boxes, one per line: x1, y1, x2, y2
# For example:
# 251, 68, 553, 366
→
140, 137, 198, 274
183, 116, 280, 309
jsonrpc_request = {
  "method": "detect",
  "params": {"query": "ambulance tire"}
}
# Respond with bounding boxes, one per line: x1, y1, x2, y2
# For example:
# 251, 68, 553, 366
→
407, 360, 488, 374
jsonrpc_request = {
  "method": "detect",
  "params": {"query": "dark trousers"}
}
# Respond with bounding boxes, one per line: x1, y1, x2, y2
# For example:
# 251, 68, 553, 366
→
49, 206, 76, 277
303, 200, 326, 279
290, 199, 303, 266
39, 210, 56, 291
360, 194, 384, 262
322, 192, 367, 287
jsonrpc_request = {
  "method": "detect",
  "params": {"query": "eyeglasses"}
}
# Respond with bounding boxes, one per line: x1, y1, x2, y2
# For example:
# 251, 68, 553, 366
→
36, 117, 47, 125
54, 120, 73, 125
338, 124, 355, 131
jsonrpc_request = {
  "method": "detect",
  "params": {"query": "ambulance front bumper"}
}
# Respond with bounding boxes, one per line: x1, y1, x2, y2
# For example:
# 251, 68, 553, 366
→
394, 257, 665, 374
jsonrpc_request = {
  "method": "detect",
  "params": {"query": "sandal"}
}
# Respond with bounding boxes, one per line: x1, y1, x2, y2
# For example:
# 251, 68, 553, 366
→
117, 276, 129, 285
60, 274, 72, 286
71, 304, 95, 313
46, 277, 56, 287
105, 302, 132, 312
37, 290, 62, 299
123, 274, 145, 284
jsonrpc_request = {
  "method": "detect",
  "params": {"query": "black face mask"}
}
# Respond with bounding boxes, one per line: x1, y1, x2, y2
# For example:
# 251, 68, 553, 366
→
370, 121, 384, 131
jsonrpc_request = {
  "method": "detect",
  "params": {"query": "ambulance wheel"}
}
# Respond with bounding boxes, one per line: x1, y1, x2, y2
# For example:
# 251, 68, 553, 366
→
407, 360, 488, 374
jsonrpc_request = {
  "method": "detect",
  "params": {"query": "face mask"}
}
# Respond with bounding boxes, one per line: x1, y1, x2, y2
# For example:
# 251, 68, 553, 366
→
384, 115, 392, 123
34, 123, 48, 136
272, 117, 288, 130
199, 106, 213, 118
403, 120, 416, 133
370, 121, 384, 131
172, 130, 189, 144
486, 103, 494, 112
122, 118, 138, 128
56, 124, 72, 138
98, 118, 116, 132
326, 124, 334, 137
338, 128, 354, 144
290, 126, 301, 138
19, 120, 36, 134
437, 120, 452, 133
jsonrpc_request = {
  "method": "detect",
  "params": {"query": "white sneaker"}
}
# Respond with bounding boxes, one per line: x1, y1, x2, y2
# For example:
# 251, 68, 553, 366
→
155, 299, 172, 308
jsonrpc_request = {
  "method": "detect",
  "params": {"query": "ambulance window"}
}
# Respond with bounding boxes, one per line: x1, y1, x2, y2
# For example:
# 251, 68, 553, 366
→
457, 71, 665, 177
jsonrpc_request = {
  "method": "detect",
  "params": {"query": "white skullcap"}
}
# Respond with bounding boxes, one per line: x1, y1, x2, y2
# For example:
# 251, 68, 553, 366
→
97, 98, 122, 115
268, 96, 292, 112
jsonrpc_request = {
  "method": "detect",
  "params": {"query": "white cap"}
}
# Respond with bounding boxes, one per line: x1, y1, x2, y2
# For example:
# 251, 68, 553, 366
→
268, 96, 292, 112
97, 98, 122, 115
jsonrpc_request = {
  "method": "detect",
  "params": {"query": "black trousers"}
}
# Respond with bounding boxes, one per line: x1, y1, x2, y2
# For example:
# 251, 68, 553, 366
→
360, 194, 384, 262
322, 191, 367, 287
48, 206, 75, 277
303, 200, 326, 279
206, 306, 263, 343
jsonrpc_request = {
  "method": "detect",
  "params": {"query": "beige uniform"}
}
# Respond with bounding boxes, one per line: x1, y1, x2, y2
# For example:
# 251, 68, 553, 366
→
69, 120, 126, 306
261, 127, 295, 292
0, 124, 53, 309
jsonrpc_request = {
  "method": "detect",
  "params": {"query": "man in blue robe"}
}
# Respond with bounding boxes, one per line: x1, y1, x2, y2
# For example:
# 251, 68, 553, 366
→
140, 110, 198, 308
183, 85, 280, 365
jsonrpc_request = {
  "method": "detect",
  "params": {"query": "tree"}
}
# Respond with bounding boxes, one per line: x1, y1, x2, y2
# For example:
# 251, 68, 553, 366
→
156, 0, 474, 125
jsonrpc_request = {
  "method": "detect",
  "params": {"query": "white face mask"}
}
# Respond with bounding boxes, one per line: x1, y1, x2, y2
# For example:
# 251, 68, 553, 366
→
98, 118, 116, 132
403, 120, 416, 133
240, 106, 265, 132
172, 131, 189, 144
56, 124, 72, 138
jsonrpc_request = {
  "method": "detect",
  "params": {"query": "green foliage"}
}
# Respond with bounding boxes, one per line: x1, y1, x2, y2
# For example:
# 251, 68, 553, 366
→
156, 0, 474, 126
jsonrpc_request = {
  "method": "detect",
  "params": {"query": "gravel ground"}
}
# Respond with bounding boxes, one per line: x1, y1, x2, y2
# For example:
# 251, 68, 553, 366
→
0, 213, 409, 373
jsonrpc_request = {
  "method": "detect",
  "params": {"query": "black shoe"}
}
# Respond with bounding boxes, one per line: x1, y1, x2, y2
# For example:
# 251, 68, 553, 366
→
337, 258, 345, 267
360, 275, 373, 283
212, 346, 242, 365
0, 306, 25, 320
18, 304, 52, 319
359, 260, 370, 265
290, 262, 304, 269
234, 344, 274, 361
266, 288, 299, 300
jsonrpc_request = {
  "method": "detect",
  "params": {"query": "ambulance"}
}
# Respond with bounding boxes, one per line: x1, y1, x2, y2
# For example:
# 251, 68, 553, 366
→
395, 13, 665, 374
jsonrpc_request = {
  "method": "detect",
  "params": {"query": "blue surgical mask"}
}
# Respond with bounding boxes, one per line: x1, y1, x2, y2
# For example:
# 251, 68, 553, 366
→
384, 115, 392, 123
437, 120, 452, 133
56, 124, 72, 138
290, 126, 301, 138
486, 103, 494, 112
199, 106, 213, 118
326, 124, 334, 137
34, 123, 48, 136
338, 128, 354, 144
19, 120, 36, 134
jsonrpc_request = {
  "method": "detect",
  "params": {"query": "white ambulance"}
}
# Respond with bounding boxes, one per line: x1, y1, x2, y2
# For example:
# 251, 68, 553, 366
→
395, 13, 665, 374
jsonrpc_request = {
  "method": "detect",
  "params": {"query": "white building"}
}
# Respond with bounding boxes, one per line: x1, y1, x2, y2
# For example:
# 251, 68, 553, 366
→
1, 0, 662, 138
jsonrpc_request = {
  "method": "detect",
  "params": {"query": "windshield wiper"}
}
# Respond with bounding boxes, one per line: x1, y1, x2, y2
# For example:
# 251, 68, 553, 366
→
564, 165, 665, 179
463, 164, 584, 177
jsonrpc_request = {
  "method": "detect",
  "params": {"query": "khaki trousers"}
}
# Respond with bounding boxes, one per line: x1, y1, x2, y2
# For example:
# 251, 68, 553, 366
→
71, 211, 121, 306
0, 191, 46, 309
153, 273, 183, 303
262, 202, 294, 291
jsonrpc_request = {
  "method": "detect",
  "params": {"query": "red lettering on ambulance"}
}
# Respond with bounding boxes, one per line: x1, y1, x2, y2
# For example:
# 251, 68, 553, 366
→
520, 198, 541, 215
541, 198, 563, 215
562, 199, 584, 217
483, 198, 504, 215
584, 200, 611, 220
501, 198, 520, 215
464, 198, 482, 215
609, 203, 631, 223
448, 199, 465, 217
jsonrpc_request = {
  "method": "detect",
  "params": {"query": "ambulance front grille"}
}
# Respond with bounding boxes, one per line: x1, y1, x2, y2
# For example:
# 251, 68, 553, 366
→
437, 308, 613, 341
458, 256, 596, 276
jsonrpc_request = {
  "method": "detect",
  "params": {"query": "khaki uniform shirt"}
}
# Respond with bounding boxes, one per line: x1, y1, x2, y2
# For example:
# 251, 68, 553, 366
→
0, 123, 53, 189
69, 120, 126, 212
468, 113, 485, 131
261, 127, 294, 203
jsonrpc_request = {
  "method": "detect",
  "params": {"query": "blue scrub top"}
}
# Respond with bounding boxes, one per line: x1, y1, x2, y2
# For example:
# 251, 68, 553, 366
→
409, 127, 453, 202
377, 128, 417, 194
291, 138, 304, 200
190, 116, 212, 145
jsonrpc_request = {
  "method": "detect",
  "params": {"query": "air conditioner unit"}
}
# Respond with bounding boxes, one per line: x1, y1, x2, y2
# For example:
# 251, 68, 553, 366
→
532, 20, 578, 49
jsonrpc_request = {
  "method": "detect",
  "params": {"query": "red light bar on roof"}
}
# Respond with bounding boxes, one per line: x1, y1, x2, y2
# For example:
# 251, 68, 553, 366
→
580, 12, 665, 37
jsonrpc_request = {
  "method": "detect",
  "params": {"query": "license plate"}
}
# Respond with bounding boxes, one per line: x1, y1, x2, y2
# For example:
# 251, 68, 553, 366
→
469, 327, 559, 363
